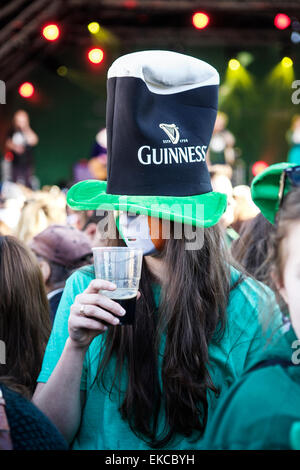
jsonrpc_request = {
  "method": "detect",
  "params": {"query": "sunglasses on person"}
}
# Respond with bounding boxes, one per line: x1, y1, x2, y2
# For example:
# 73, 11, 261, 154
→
278, 165, 300, 207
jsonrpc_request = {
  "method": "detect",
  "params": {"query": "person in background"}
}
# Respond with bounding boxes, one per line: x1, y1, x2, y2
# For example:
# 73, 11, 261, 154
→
15, 186, 67, 244
287, 115, 300, 165
0, 182, 27, 234
231, 212, 274, 284
0, 236, 51, 399
30, 225, 92, 323
66, 209, 108, 246
231, 184, 260, 234
206, 111, 235, 169
73, 159, 94, 184
202, 184, 300, 450
90, 127, 107, 160
4, 110, 38, 188
67, 209, 95, 232
81, 210, 108, 246
88, 127, 107, 180
210, 170, 239, 246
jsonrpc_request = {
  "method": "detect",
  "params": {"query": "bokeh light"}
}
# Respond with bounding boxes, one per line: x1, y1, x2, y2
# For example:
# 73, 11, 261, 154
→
57, 65, 68, 76
274, 13, 291, 30
87, 47, 104, 64
18, 82, 34, 98
42, 24, 60, 41
88, 22, 100, 34
252, 161, 268, 177
281, 56, 293, 68
228, 59, 241, 71
192, 12, 210, 29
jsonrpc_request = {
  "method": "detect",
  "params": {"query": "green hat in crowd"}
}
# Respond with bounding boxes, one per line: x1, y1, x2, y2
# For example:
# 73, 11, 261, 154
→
251, 162, 299, 224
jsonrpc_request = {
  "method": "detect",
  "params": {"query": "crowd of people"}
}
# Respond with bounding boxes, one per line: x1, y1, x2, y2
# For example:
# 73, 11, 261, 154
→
0, 50, 300, 452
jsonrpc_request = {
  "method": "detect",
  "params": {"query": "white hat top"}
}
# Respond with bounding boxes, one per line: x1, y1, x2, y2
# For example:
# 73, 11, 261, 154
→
107, 50, 219, 95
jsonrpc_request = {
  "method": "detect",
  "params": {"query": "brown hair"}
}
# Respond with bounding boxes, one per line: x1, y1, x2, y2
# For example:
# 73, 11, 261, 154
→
88, 213, 242, 448
0, 236, 51, 398
265, 187, 300, 311
231, 212, 274, 283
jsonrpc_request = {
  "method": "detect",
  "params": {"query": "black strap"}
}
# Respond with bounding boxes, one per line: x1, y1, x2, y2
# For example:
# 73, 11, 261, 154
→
247, 358, 296, 374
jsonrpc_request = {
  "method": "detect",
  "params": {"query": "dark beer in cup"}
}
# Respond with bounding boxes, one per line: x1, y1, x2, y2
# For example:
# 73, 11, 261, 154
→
116, 294, 137, 325
92, 247, 143, 327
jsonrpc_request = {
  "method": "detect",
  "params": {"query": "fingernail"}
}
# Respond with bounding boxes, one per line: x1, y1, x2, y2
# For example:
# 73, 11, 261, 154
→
113, 317, 120, 325
119, 308, 126, 315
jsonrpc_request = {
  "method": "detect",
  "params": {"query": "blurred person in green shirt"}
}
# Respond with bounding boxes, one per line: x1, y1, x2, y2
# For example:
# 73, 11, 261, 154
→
202, 165, 300, 450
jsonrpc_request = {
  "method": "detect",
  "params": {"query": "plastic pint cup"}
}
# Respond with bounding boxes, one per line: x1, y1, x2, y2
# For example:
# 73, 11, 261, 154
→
92, 247, 143, 325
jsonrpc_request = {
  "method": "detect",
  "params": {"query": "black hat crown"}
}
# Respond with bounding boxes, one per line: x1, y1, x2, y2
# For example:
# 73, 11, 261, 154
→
106, 50, 219, 198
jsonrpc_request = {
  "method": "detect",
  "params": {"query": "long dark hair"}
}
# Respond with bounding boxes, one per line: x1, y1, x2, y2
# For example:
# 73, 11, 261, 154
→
266, 188, 300, 312
86, 213, 235, 448
0, 236, 51, 398
231, 212, 274, 283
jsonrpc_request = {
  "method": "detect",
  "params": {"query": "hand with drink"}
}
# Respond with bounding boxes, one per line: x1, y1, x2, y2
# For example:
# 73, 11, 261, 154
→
68, 248, 143, 350
68, 279, 125, 349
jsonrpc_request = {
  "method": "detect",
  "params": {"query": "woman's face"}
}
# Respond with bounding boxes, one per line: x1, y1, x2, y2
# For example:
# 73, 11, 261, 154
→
279, 220, 300, 338
116, 212, 166, 255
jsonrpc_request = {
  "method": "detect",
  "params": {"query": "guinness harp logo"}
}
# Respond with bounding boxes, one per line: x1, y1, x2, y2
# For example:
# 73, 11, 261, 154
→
159, 123, 180, 145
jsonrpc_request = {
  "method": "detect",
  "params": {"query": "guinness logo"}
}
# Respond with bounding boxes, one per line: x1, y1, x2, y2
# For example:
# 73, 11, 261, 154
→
159, 123, 180, 145
137, 122, 207, 166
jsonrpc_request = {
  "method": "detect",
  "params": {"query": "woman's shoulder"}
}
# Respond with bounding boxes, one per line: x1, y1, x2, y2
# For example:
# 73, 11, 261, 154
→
65, 265, 95, 292
227, 266, 282, 330
50, 265, 95, 329
229, 265, 275, 307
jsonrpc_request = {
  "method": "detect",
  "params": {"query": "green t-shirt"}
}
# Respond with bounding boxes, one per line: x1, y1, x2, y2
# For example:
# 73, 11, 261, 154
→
201, 325, 300, 450
37, 265, 283, 450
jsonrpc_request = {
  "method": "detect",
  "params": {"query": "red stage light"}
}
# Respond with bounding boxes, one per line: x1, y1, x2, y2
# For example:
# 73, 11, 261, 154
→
87, 47, 104, 64
192, 12, 210, 29
18, 82, 34, 98
42, 23, 60, 41
4, 151, 14, 162
252, 160, 268, 177
274, 13, 291, 30
123, 0, 137, 8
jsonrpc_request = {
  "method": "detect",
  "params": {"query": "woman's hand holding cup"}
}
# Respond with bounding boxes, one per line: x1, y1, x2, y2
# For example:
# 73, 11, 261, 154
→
68, 279, 127, 350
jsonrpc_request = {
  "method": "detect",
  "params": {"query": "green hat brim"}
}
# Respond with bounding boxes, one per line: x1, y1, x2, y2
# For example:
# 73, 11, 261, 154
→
251, 162, 297, 224
67, 180, 227, 228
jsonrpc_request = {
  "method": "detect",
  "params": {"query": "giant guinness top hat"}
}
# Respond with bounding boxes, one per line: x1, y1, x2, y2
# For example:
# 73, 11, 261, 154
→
67, 50, 227, 227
